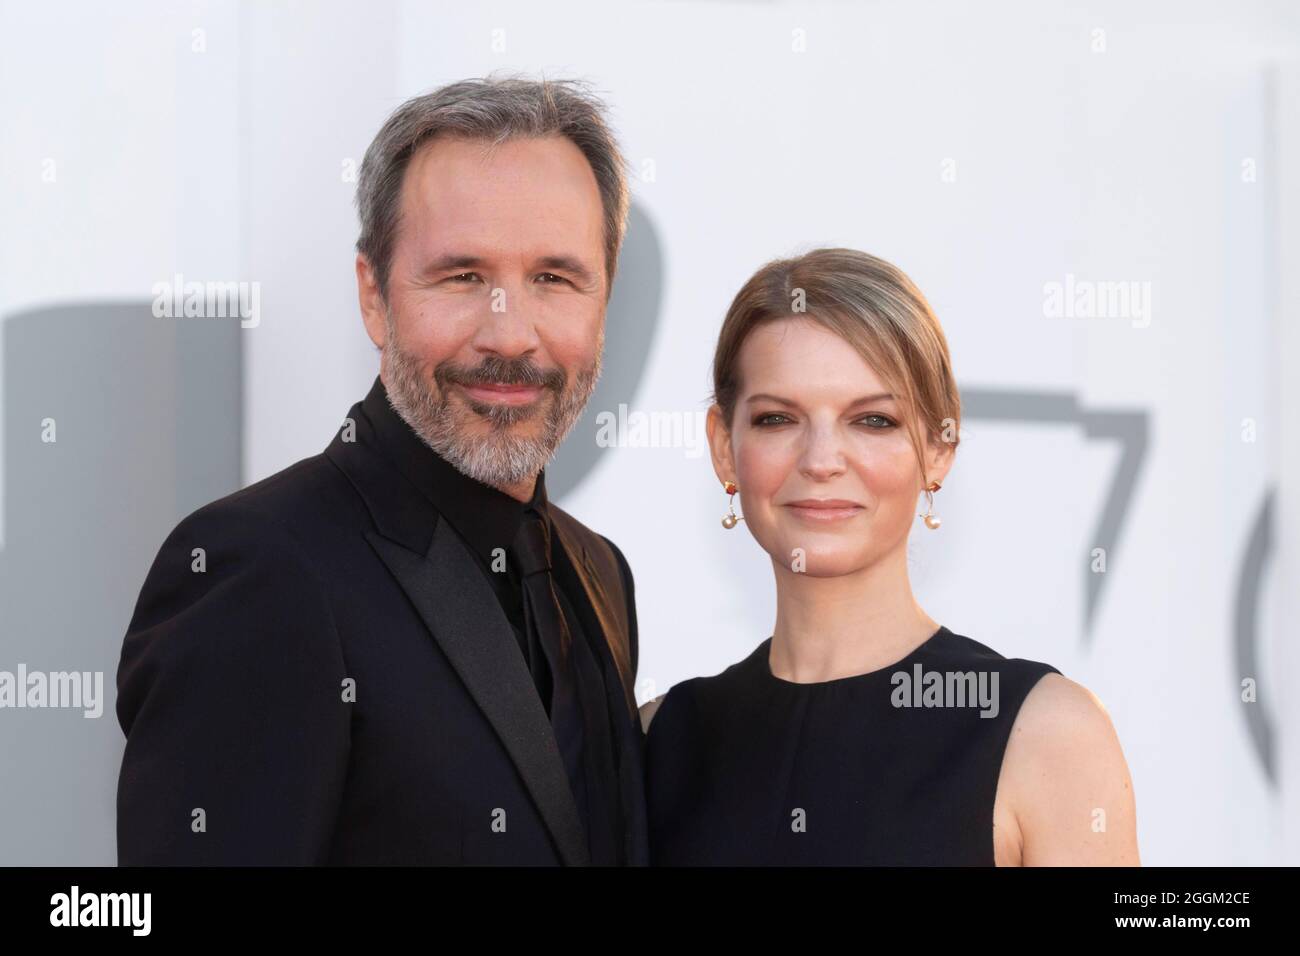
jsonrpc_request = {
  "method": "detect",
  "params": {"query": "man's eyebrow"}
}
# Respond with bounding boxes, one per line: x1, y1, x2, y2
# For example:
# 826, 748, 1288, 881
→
746, 392, 896, 407
419, 254, 488, 276
536, 255, 597, 285
417, 253, 598, 285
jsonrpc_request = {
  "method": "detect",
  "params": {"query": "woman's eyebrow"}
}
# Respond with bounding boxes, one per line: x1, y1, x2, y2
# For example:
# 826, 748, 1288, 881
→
846, 392, 896, 407
746, 391, 895, 407
745, 392, 798, 406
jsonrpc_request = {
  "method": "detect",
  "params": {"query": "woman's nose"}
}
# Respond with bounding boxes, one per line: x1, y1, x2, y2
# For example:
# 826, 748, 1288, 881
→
797, 427, 847, 480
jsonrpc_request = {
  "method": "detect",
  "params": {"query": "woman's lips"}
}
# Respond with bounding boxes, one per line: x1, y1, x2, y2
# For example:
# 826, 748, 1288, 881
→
783, 500, 865, 522
459, 382, 544, 406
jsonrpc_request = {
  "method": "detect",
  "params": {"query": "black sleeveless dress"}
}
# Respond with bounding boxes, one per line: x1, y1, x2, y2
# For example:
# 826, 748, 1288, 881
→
645, 625, 1061, 866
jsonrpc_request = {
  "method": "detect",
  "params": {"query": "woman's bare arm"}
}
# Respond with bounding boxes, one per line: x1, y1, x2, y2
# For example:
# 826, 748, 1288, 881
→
1003, 673, 1141, 866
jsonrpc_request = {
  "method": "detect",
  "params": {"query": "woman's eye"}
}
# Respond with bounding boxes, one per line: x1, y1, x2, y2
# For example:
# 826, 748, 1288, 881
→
858, 414, 896, 428
752, 412, 895, 428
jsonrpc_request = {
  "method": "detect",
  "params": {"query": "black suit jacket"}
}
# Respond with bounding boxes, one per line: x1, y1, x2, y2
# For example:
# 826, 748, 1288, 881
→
115, 389, 648, 865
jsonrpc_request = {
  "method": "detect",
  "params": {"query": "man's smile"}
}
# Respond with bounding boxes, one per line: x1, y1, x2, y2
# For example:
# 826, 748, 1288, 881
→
458, 382, 545, 406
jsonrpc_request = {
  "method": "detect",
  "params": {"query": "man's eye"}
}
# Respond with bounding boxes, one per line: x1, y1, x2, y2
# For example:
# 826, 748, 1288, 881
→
448, 272, 482, 283
536, 273, 569, 285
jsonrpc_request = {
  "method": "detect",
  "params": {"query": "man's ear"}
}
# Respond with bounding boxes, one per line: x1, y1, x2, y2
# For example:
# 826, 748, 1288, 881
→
357, 253, 387, 350
705, 404, 737, 488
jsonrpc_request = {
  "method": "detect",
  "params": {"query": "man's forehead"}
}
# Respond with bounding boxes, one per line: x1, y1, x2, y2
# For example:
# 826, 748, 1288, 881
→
401, 141, 599, 220
403, 216, 597, 264
401, 134, 598, 203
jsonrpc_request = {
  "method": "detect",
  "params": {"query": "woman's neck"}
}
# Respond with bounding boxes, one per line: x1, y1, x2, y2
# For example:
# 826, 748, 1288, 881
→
767, 547, 939, 683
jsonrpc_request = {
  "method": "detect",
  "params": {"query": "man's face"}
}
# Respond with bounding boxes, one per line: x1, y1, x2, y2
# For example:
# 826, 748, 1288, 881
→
358, 133, 608, 495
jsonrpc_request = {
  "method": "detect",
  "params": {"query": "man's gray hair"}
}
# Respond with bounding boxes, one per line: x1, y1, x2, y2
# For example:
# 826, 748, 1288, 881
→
355, 73, 630, 302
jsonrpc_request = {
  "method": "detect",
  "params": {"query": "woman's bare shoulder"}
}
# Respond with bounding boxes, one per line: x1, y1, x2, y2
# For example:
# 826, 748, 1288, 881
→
1001, 673, 1141, 865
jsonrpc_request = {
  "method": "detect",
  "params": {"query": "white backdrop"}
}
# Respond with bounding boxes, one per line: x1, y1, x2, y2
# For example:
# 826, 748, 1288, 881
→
1, 0, 1296, 865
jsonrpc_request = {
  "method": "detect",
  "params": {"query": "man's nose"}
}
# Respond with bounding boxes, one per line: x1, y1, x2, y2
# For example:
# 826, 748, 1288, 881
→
469, 283, 541, 357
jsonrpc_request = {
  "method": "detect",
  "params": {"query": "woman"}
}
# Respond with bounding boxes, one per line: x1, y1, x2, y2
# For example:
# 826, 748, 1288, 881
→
641, 248, 1139, 866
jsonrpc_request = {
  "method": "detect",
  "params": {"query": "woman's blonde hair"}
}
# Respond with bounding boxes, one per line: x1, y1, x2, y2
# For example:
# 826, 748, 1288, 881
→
711, 247, 961, 488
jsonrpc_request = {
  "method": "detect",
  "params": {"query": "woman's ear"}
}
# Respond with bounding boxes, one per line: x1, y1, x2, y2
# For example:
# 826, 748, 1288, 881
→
923, 429, 957, 490
705, 403, 737, 487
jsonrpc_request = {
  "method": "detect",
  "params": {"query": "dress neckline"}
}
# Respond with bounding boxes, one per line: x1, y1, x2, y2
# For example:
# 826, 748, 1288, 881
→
758, 625, 950, 688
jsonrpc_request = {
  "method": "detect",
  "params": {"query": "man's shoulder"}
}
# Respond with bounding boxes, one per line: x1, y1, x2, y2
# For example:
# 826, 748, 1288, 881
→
125, 451, 361, 647
169, 450, 360, 550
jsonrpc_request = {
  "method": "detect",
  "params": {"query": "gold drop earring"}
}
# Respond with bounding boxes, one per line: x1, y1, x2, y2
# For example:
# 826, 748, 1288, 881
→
918, 480, 942, 529
721, 480, 744, 529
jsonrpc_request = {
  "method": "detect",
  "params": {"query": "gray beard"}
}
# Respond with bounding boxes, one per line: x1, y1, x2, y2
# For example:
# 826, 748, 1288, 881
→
381, 315, 601, 489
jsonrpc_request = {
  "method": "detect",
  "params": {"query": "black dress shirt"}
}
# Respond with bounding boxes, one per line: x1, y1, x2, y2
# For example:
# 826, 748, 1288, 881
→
361, 377, 625, 864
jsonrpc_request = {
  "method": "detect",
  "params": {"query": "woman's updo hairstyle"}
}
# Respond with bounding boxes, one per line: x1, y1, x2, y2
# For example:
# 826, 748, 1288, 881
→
711, 247, 961, 489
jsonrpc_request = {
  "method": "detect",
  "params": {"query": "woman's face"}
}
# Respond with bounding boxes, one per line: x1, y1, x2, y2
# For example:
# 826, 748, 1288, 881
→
706, 317, 953, 577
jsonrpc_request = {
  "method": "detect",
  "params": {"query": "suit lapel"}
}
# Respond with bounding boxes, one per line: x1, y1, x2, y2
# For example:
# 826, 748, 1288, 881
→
549, 519, 637, 717
365, 518, 589, 867
548, 525, 650, 865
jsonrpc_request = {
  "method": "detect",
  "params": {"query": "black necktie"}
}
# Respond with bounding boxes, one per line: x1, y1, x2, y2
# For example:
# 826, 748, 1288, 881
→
510, 509, 587, 821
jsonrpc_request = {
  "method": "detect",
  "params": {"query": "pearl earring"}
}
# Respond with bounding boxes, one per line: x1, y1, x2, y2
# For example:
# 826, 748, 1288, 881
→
721, 480, 743, 529
919, 480, 942, 530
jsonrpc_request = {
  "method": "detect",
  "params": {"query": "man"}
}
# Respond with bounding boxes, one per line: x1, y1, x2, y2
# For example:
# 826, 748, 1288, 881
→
116, 76, 646, 865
